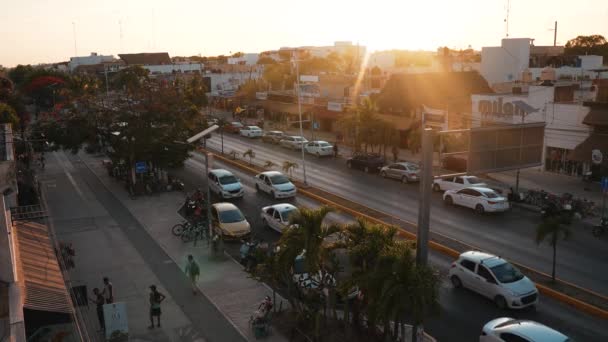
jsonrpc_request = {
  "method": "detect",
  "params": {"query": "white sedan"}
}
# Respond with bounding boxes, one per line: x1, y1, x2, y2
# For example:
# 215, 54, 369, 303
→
443, 187, 509, 214
480, 317, 569, 342
239, 125, 263, 138
279, 136, 308, 150
254, 171, 297, 199
433, 175, 487, 192
261, 203, 299, 233
304, 141, 333, 157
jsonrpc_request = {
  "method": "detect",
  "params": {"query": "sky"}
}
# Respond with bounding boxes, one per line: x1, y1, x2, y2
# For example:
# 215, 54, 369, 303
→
1, 0, 607, 67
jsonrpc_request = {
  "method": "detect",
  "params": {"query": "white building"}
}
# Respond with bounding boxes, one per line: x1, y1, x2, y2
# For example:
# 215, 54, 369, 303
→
471, 83, 599, 176
69, 53, 114, 72
204, 68, 263, 95
145, 64, 202, 75
228, 53, 259, 65
480, 38, 607, 88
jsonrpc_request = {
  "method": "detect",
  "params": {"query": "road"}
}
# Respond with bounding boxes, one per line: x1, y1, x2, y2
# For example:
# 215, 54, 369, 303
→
202, 133, 608, 297
174, 152, 608, 342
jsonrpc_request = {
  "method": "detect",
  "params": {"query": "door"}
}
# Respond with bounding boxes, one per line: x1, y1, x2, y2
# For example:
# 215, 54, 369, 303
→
263, 207, 274, 224
263, 175, 273, 194
454, 177, 465, 190
387, 164, 398, 178
272, 210, 283, 232
394, 164, 406, 179
441, 177, 455, 191
457, 259, 477, 288
208, 173, 219, 194
455, 189, 474, 208
476, 265, 498, 298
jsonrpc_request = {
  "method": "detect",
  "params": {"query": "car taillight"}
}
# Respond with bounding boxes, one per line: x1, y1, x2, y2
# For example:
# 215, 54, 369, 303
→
450, 263, 456, 268
488, 201, 498, 205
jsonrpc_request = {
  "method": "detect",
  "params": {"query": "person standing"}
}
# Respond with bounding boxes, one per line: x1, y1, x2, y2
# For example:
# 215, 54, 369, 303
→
148, 285, 166, 329
333, 142, 339, 158
392, 145, 399, 163
90, 288, 106, 332
102, 277, 114, 304
184, 255, 200, 295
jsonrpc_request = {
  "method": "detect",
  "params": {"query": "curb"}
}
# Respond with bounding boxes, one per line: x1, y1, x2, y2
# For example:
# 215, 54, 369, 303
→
78, 154, 252, 342
204, 149, 608, 321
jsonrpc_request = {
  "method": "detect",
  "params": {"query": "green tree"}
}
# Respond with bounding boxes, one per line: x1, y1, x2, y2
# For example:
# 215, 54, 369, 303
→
282, 160, 298, 178
565, 35, 608, 61
256, 56, 277, 65
0, 103, 19, 127
535, 216, 572, 282
263, 63, 291, 90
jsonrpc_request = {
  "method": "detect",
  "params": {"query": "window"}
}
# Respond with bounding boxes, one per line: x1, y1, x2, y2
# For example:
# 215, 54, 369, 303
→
490, 262, 524, 284
458, 189, 475, 196
273, 210, 281, 220
218, 209, 245, 223
460, 259, 476, 272
499, 333, 530, 342
469, 190, 481, 197
211, 208, 219, 221
265, 208, 275, 216
264, 177, 271, 185
482, 191, 499, 198
219, 175, 238, 185
270, 174, 290, 184
467, 176, 482, 184
455, 177, 464, 184
477, 266, 496, 283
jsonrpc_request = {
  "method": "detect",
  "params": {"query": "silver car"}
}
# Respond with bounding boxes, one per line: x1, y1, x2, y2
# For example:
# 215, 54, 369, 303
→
379, 162, 420, 183
279, 136, 308, 150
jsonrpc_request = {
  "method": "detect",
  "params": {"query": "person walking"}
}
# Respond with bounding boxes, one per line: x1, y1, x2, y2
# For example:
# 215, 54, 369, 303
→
90, 288, 105, 333
148, 285, 166, 329
101, 277, 114, 304
392, 145, 399, 163
333, 142, 339, 158
184, 255, 200, 295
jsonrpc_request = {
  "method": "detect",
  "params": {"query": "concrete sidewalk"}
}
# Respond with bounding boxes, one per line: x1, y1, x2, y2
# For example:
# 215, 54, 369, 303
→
77, 151, 289, 342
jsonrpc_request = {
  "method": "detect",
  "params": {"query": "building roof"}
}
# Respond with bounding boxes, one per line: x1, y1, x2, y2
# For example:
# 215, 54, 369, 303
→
14, 221, 72, 313
583, 107, 608, 126
118, 53, 171, 65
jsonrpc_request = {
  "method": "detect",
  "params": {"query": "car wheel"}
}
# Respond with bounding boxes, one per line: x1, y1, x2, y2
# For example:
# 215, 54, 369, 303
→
255, 184, 260, 192
444, 196, 453, 206
171, 224, 184, 236
364, 166, 370, 173
475, 204, 485, 214
347, 162, 352, 169
494, 296, 507, 310
433, 183, 441, 192
401, 176, 409, 184
450, 275, 462, 288
380, 171, 387, 178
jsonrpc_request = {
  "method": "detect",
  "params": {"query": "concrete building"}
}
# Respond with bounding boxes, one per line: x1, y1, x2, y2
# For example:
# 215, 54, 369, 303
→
480, 38, 607, 88
68, 53, 114, 72
227, 53, 259, 65
119, 52, 203, 76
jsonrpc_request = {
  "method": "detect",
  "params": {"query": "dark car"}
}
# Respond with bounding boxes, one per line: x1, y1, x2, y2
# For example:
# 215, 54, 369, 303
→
442, 156, 467, 172
346, 152, 385, 173
225, 121, 244, 134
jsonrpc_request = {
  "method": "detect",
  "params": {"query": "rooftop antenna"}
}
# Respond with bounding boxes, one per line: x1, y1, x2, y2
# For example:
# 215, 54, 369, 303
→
72, 22, 78, 56
548, 21, 558, 46
504, 0, 511, 37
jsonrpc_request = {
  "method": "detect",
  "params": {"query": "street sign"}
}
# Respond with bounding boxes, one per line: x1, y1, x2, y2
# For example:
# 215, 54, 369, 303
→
601, 176, 608, 192
467, 122, 545, 174
135, 161, 147, 174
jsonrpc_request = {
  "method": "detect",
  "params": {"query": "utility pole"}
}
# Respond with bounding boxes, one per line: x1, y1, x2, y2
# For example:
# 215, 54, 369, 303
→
554, 21, 558, 46
414, 128, 433, 342
294, 49, 308, 185
104, 66, 110, 97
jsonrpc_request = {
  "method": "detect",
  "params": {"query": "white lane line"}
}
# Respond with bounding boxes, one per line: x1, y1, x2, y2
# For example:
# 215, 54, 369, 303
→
53, 152, 86, 200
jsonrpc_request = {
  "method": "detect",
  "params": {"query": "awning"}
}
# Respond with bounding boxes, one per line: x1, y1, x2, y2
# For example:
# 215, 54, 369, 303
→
570, 133, 608, 165
583, 108, 608, 126
15, 221, 72, 314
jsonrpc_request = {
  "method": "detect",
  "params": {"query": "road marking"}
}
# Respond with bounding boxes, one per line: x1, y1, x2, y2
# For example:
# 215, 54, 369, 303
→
163, 259, 174, 264
65, 169, 85, 200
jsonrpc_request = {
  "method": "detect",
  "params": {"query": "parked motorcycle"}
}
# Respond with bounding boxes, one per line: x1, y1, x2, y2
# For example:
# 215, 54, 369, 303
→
240, 239, 269, 272
592, 218, 608, 237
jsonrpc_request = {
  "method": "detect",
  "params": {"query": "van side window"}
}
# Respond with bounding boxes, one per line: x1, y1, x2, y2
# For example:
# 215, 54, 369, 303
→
460, 259, 476, 272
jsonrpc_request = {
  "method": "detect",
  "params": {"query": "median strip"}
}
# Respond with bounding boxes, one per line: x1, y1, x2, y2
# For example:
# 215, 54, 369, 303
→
199, 148, 608, 320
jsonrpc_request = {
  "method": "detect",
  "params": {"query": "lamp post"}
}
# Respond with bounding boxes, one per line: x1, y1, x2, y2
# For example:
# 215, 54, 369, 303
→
294, 49, 308, 185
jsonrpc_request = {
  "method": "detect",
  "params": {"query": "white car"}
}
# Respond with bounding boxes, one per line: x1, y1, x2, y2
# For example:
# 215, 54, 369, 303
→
449, 251, 539, 310
304, 141, 333, 157
480, 317, 570, 342
443, 187, 509, 214
380, 162, 420, 183
261, 203, 299, 233
433, 175, 487, 192
208, 169, 244, 199
279, 136, 308, 150
254, 171, 297, 199
239, 125, 263, 138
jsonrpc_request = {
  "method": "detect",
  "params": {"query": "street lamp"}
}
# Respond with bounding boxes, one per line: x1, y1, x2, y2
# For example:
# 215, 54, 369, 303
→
293, 49, 308, 185
187, 124, 219, 244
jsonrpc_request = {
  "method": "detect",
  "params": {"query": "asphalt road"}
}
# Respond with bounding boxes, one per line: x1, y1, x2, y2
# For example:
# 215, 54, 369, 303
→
202, 133, 608, 297
173, 152, 608, 342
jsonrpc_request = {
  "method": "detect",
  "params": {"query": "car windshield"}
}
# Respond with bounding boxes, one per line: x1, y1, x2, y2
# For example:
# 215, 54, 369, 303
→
219, 209, 245, 223
280, 208, 298, 222
467, 176, 482, 184
483, 191, 499, 198
219, 175, 238, 185
490, 262, 524, 283
270, 174, 290, 184
319, 142, 331, 147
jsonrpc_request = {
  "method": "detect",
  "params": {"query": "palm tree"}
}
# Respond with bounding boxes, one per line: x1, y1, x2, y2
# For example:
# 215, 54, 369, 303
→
263, 160, 277, 169
282, 160, 298, 178
242, 149, 255, 165
535, 216, 571, 282
216, 117, 229, 154
228, 150, 239, 160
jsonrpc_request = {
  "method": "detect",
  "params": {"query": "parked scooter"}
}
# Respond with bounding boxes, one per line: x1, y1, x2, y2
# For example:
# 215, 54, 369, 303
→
592, 218, 608, 237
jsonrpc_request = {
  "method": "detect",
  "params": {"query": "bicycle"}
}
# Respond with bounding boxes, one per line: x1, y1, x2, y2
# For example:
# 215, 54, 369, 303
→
181, 222, 210, 243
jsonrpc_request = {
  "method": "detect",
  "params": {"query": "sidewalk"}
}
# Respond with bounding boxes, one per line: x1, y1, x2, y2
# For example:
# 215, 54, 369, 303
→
77, 151, 289, 342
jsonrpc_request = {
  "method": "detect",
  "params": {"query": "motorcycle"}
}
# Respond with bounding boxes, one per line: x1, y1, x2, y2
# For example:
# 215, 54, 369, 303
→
240, 239, 269, 272
592, 218, 608, 237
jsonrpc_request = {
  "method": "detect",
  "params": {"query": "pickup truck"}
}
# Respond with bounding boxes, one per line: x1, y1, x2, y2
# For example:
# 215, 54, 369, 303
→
346, 152, 385, 173
432, 175, 487, 192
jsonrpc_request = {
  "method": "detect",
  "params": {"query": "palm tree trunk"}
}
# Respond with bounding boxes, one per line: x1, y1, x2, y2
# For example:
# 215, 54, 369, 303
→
552, 242, 557, 282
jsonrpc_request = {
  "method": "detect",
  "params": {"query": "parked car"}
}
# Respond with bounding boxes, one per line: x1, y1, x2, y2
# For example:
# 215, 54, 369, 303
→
239, 125, 263, 138
254, 171, 297, 199
225, 121, 244, 134
480, 317, 569, 342
208, 169, 244, 199
262, 130, 285, 144
443, 187, 509, 214
380, 162, 420, 183
346, 152, 385, 173
304, 141, 333, 157
260, 203, 299, 233
443, 155, 467, 172
279, 136, 308, 150
211, 202, 251, 239
449, 251, 539, 310
433, 175, 487, 192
